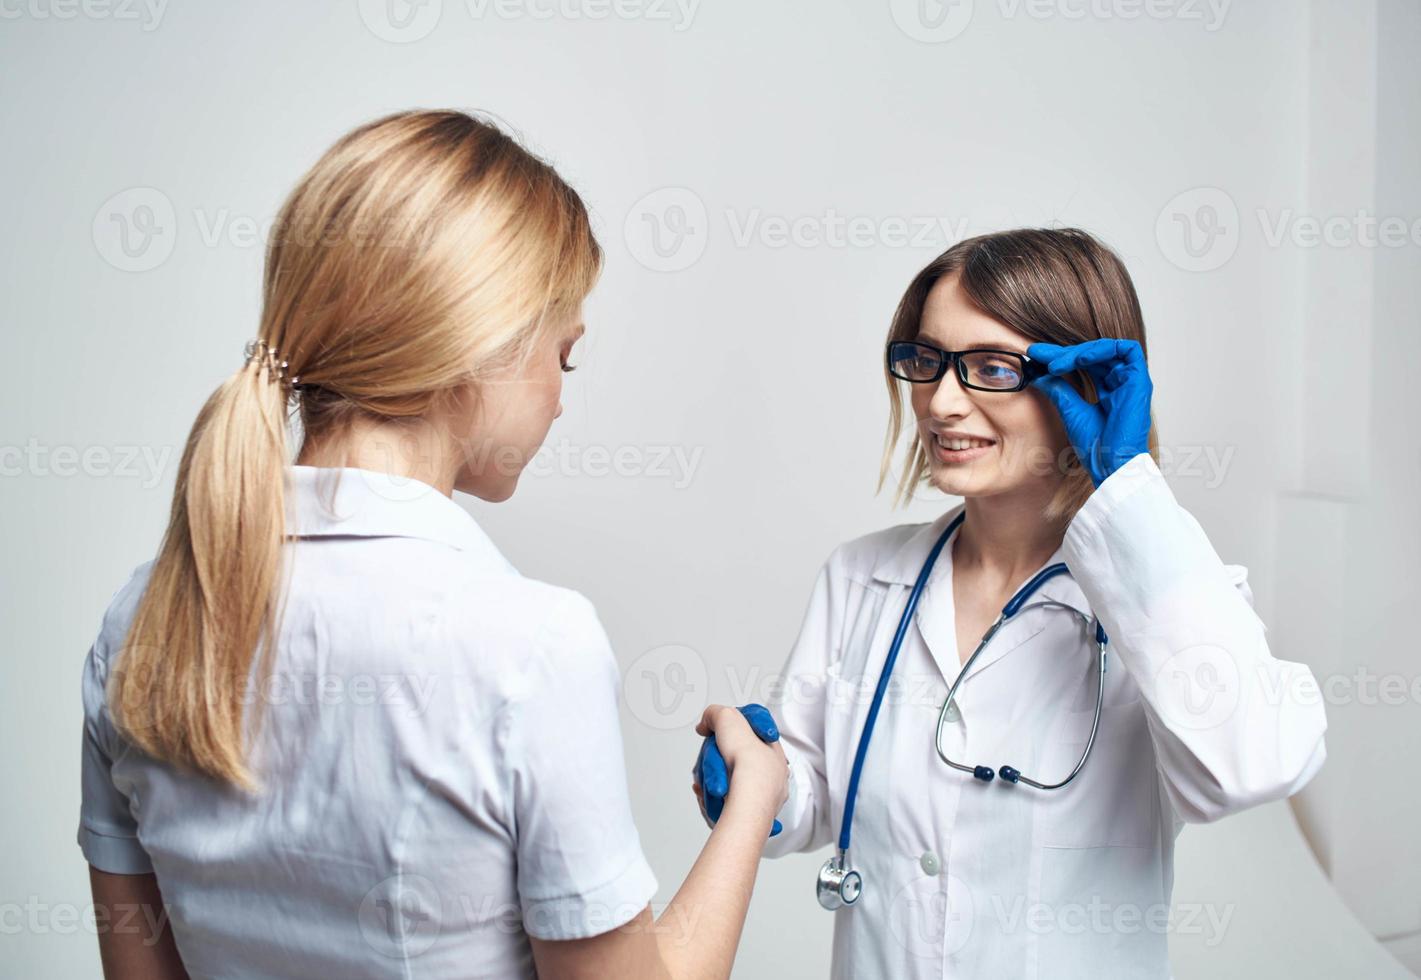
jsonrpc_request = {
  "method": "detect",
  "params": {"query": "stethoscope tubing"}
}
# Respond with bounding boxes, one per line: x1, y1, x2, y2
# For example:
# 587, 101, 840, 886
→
836, 517, 955, 852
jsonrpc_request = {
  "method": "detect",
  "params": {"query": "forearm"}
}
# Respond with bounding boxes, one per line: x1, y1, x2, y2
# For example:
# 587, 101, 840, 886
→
89, 869, 188, 980
655, 789, 776, 980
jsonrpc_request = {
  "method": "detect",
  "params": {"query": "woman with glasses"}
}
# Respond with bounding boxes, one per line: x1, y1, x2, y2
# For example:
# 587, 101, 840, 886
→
693, 228, 1327, 978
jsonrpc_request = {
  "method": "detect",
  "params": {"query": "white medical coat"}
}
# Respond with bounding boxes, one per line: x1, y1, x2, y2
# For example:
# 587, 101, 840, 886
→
764, 454, 1327, 979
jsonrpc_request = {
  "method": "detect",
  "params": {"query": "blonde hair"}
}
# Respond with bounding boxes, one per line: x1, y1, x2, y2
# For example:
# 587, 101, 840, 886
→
112, 110, 602, 787
880, 228, 1159, 519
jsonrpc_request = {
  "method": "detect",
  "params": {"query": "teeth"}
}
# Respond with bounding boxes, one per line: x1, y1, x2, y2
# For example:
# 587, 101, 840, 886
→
938, 436, 993, 451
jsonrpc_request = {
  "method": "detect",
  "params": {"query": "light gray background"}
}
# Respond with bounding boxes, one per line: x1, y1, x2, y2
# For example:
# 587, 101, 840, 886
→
2, 0, 1417, 977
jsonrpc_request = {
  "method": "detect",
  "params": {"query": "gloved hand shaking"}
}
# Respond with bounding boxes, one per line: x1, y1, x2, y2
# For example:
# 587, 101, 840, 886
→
692, 703, 784, 837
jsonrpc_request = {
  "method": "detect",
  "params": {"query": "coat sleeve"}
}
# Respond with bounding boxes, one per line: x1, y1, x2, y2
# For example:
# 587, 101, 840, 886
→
762, 560, 844, 857
1060, 453, 1327, 824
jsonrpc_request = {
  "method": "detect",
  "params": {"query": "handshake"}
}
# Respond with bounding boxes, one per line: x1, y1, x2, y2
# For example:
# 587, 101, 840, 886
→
690, 704, 789, 838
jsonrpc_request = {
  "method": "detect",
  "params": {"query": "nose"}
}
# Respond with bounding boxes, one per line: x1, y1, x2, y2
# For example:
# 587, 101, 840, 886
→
926, 364, 976, 421
555, 401, 564, 420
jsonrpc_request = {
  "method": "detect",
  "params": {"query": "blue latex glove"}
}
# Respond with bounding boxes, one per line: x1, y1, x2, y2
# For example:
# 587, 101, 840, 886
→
694, 703, 783, 837
1027, 339, 1153, 487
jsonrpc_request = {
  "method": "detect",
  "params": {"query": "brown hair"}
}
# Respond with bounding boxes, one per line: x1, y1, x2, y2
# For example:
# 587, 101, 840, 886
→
113, 110, 602, 787
880, 227, 1158, 518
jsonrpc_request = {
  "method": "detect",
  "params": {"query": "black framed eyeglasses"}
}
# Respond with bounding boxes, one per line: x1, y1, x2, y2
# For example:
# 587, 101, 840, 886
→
885, 340, 1046, 392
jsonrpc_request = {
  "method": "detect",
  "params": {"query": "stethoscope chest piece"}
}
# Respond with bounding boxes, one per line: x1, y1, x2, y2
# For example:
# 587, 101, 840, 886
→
817, 853, 862, 910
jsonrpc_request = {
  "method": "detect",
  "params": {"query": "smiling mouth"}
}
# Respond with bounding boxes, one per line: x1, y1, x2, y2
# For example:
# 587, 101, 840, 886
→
935, 435, 995, 451
930, 434, 997, 465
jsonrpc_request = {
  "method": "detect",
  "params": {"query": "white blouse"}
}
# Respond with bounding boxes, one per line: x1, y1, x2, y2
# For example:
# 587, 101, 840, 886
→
79, 466, 657, 979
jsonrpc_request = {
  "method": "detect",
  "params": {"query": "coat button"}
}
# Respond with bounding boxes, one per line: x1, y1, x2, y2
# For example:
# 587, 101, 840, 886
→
920, 850, 941, 875
944, 702, 961, 723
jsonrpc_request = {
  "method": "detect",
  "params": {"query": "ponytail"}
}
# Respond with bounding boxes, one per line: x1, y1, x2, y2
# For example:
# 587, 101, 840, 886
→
112, 350, 291, 788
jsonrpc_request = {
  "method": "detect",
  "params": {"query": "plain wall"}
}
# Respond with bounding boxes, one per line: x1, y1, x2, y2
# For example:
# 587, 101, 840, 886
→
0, 1, 1412, 977
1282, 0, 1421, 969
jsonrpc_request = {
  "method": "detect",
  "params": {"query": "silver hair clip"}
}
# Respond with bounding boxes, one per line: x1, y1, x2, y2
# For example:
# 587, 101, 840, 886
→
243, 339, 301, 392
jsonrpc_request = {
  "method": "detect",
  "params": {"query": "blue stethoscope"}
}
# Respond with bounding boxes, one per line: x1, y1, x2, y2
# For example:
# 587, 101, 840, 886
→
816, 513, 1110, 911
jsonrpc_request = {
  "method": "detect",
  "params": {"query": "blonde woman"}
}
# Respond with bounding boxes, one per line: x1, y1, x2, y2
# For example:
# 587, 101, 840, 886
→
694, 229, 1327, 978
78, 110, 786, 980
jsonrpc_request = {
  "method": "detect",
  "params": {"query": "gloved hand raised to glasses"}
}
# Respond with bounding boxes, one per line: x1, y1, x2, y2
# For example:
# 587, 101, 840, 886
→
1027, 338, 1153, 487
692, 703, 786, 837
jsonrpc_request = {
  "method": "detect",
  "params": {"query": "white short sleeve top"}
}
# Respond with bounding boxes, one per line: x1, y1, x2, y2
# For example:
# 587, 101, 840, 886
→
78, 466, 657, 979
